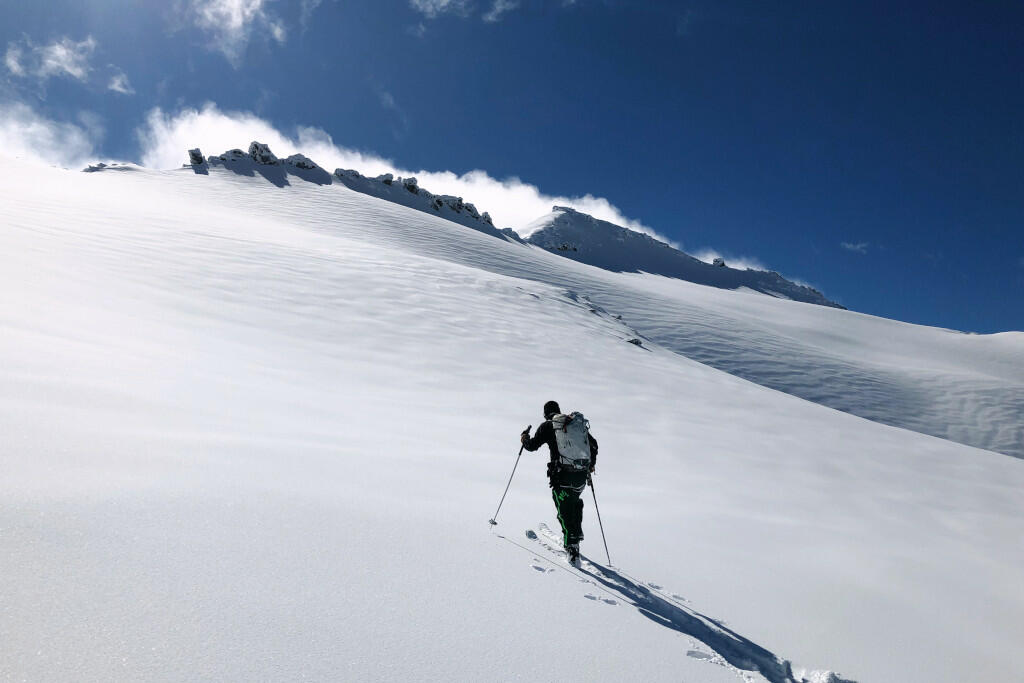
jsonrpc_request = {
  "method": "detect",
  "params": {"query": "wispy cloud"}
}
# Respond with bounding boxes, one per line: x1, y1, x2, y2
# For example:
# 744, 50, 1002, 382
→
376, 88, 411, 140
676, 9, 694, 36
134, 103, 663, 239
409, 0, 472, 19
4, 45, 25, 76
0, 101, 99, 169
187, 0, 286, 67
5, 35, 134, 97
483, 0, 519, 23
107, 68, 135, 95
410, 0, 576, 23
841, 241, 869, 254
299, 0, 324, 30
4, 35, 97, 83
378, 90, 397, 110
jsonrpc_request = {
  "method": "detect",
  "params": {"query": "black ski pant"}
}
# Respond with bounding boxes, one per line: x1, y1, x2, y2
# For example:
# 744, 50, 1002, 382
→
550, 471, 587, 546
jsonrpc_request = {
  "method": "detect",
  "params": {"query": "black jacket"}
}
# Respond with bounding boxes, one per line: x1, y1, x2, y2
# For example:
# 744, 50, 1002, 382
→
524, 419, 598, 470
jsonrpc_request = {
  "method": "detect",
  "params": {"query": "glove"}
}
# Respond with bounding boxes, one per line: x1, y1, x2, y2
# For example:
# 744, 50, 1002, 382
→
521, 432, 530, 446
589, 465, 595, 474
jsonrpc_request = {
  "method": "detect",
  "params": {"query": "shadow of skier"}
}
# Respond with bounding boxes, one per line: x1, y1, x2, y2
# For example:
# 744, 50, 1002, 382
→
577, 560, 855, 683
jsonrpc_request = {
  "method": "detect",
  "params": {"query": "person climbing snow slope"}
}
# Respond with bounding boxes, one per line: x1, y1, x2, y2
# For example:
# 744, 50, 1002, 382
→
521, 400, 598, 566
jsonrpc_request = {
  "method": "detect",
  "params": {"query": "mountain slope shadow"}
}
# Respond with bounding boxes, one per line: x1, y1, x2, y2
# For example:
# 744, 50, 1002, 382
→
578, 559, 856, 683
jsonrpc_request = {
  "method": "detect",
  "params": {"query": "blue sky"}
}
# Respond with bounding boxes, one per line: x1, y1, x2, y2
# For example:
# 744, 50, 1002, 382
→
2, 0, 1021, 332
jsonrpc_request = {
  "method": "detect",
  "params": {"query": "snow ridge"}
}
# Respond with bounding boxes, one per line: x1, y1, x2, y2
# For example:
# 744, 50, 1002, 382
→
332, 167, 519, 242
184, 142, 516, 241
187, 144, 835, 307
525, 206, 842, 308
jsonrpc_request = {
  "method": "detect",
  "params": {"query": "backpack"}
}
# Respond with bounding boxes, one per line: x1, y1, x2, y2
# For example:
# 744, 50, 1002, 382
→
550, 412, 592, 471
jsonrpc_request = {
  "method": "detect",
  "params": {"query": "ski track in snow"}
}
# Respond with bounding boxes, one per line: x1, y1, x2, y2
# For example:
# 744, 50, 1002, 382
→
516, 524, 855, 683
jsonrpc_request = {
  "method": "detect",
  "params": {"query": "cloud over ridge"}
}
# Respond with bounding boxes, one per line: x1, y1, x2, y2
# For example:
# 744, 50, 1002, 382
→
0, 101, 98, 169
136, 103, 664, 238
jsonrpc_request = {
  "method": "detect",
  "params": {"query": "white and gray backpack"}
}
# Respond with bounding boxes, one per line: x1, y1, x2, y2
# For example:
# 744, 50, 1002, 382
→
551, 412, 592, 471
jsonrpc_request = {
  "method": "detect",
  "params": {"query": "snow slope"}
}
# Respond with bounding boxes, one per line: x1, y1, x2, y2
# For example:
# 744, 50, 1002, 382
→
2, 154, 1023, 683
377, 202, 1024, 460
197, 145, 1024, 459
524, 206, 841, 307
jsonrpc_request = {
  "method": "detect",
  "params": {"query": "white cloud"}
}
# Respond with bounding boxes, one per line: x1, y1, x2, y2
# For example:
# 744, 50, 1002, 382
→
188, 0, 286, 66
5, 45, 24, 76
483, 0, 519, 23
409, 0, 472, 19
134, 103, 662, 237
38, 36, 96, 80
5, 35, 133, 97
108, 69, 135, 95
841, 241, 869, 254
375, 88, 411, 140
4, 36, 96, 82
300, 0, 324, 30
693, 248, 767, 272
0, 101, 99, 169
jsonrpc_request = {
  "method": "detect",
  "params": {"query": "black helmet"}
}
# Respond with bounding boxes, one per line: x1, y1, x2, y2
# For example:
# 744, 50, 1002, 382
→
543, 400, 560, 420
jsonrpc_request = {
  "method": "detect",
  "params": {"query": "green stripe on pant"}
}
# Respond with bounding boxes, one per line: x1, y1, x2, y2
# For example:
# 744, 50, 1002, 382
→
551, 485, 584, 547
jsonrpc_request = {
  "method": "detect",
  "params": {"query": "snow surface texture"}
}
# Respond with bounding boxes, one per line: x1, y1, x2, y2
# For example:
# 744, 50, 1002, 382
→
525, 206, 840, 308
2, 152, 1024, 683
208, 144, 1023, 459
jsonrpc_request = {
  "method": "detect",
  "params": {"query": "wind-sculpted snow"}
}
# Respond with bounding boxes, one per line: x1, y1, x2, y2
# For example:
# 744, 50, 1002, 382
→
174, 152, 1024, 455
3, 156, 1024, 683
526, 206, 842, 308
194, 166, 1018, 459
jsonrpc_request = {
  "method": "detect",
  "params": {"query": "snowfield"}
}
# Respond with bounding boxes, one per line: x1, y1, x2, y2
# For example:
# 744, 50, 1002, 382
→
2, 153, 1022, 683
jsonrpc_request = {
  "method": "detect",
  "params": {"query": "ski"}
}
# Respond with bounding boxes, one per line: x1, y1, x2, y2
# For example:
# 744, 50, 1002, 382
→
532, 523, 585, 569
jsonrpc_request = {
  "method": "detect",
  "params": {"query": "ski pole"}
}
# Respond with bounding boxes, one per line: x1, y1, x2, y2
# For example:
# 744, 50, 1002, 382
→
489, 425, 531, 526
588, 474, 611, 566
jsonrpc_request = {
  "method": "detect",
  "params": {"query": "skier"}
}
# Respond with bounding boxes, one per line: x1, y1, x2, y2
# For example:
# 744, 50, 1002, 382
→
521, 400, 598, 566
